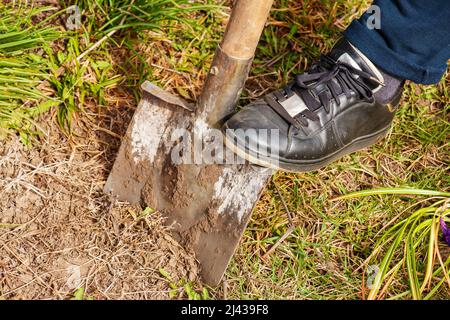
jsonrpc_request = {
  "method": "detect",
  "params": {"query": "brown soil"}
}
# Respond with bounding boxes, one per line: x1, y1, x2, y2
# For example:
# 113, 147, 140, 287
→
0, 110, 201, 299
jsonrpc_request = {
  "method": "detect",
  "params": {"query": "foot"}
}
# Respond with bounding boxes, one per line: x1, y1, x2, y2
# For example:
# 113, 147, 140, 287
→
223, 38, 405, 172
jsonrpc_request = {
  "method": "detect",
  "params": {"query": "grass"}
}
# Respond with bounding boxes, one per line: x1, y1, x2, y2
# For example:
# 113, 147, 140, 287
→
0, 4, 62, 142
0, 0, 448, 300
58, 0, 220, 115
0, 1, 220, 138
335, 189, 450, 300
219, 0, 450, 300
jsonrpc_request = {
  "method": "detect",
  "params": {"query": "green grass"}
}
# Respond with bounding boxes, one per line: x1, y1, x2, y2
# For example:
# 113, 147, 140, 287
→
218, 0, 450, 300
0, 0, 220, 138
50, 0, 219, 131
0, 4, 63, 142
1, 0, 448, 300
336, 189, 450, 300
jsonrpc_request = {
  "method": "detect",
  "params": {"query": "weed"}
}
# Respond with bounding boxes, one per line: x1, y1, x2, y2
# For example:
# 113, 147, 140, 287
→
70, 287, 94, 300
336, 188, 450, 299
0, 3, 63, 142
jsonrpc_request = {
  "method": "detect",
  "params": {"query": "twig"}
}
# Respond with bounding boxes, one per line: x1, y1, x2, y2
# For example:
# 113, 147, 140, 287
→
262, 225, 295, 260
273, 181, 295, 226
222, 279, 228, 300
151, 63, 185, 75
261, 181, 298, 260
78, 0, 135, 62
76, 29, 118, 63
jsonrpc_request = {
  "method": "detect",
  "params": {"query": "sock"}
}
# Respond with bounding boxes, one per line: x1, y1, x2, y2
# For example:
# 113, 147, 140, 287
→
331, 38, 405, 104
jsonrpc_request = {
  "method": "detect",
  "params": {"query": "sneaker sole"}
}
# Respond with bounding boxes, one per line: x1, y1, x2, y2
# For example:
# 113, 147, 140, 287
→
223, 124, 390, 173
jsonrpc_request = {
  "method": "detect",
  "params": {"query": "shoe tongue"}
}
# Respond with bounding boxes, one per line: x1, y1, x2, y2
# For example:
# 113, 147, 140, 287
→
329, 38, 384, 84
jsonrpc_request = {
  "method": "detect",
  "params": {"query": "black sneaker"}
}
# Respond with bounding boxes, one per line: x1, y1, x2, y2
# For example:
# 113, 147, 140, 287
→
223, 38, 405, 172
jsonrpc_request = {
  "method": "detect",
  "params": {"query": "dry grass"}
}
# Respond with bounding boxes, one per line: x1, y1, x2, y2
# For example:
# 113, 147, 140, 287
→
0, 111, 201, 299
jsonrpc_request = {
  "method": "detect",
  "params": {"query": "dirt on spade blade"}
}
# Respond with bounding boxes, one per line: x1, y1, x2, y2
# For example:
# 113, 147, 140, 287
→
0, 114, 201, 300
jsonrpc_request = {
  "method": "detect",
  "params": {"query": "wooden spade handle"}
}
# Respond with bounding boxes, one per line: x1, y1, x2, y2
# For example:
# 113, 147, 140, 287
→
197, 0, 273, 124
221, 0, 274, 59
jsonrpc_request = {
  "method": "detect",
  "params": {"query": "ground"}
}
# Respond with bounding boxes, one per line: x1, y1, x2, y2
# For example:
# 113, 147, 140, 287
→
0, 0, 449, 299
0, 122, 200, 299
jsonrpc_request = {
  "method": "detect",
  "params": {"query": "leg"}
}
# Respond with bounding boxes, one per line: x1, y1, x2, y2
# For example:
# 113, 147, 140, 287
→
223, 0, 449, 172
345, 0, 450, 84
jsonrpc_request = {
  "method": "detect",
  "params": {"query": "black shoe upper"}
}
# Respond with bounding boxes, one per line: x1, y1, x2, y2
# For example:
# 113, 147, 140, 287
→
224, 38, 405, 169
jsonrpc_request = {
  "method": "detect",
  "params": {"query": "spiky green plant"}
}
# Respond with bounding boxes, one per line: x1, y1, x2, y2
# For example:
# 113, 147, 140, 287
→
67, 0, 219, 36
337, 188, 450, 300
0, 1, 220, 138
51, 0, 220, 131
0, 4, 63, 142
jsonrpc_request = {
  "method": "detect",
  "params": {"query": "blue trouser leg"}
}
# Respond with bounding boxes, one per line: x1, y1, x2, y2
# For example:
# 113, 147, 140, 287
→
344, 0, 450, 84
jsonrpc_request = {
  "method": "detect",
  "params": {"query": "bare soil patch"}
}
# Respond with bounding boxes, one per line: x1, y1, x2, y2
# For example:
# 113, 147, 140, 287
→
0, 108, 200, 299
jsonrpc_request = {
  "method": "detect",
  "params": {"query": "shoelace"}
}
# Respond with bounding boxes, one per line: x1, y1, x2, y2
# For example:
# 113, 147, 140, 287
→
265, 54, 383, 128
